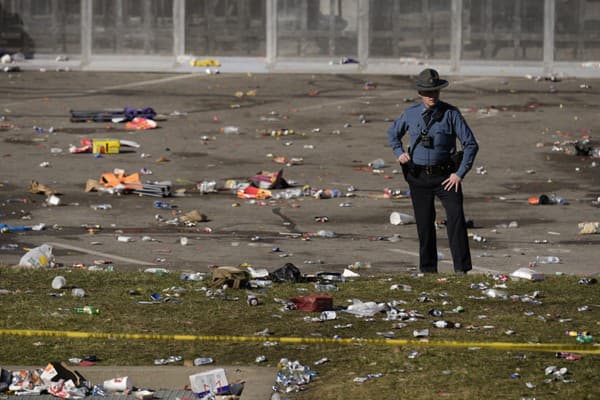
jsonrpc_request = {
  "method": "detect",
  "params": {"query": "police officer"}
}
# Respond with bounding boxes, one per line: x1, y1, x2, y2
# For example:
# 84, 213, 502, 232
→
387, 68, 479, 274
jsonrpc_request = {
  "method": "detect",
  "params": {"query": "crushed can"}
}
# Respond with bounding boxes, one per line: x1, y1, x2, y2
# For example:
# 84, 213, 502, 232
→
247, 295, 259, 306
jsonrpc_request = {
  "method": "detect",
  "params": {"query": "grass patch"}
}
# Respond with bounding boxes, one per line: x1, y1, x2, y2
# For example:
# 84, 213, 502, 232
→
0, 266, 598, 399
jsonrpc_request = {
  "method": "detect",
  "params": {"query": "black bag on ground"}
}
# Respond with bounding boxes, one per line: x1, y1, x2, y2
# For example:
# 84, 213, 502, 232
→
0, 368, 11, 392
48, 361, 87, 386
270, 263, 303, 283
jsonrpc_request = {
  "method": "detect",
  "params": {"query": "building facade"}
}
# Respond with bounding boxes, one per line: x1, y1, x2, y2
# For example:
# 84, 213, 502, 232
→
0, 0, 599, 76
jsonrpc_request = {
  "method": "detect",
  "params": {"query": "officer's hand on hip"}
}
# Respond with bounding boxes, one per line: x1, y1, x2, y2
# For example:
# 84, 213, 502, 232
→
443, 173, 461, 192
398, 153, 411, 164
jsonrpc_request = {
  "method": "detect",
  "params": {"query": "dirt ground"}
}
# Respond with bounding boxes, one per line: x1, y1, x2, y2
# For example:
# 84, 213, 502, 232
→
0, 70, 598, 277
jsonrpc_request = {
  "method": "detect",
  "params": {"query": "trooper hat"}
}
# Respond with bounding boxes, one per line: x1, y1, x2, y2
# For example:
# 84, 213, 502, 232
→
415, 68, 449, 91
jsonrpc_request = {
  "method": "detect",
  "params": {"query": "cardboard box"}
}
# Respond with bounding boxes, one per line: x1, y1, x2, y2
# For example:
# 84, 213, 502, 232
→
93, 139, 120, 154
189, 368, 229, 398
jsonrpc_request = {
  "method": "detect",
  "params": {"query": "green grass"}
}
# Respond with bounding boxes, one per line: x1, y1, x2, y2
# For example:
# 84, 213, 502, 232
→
0, 266, 598, 399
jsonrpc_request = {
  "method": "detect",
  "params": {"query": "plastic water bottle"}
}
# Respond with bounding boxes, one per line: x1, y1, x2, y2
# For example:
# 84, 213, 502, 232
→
153, 201, 174, 209
197, 180, 217, 194
433, 320, 460, 329
315, 230, 336, 238
91, 204, 112, 210
535, 256, 560, 264
220, 126, 240, 134
193, 357, 214, 366
433, 320, 449, 328
249, 279, 273, 288
315, 282, 338, 292
180, 272, 204, 281
282, 188, 303, 199
369, 158, 385, 169
483, 288, 508, 299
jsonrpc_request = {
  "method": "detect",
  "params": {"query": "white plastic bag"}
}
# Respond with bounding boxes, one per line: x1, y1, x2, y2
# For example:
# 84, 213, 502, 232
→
345, 299, 386, 317
19, 244, 54, 268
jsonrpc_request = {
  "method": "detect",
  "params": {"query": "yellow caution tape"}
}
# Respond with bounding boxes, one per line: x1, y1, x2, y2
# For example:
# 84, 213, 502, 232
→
0, 329, 598, 354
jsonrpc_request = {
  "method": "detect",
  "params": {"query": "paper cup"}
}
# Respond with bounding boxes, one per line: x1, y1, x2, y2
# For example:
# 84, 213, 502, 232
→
103, 377, 132, 392
320, 311, 337, 321
51, 276, 66, 290
47, 195, 61, 206
390, 212, 415, 225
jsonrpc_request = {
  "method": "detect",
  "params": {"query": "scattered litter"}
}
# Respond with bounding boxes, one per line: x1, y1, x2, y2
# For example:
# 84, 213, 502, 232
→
19, 244, 54, 268
578, 221, 600, 234
153, 356, 182, 365
530, 255, 560, 267
510, 268, 545, 281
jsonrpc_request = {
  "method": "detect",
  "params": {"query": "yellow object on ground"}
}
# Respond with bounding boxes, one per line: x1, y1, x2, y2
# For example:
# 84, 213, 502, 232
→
190, 59, 221, 67
92, 139, 120, 154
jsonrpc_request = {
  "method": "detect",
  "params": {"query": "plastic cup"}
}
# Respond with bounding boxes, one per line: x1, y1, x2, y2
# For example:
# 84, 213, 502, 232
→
51, 276, 66, 289
390, 212, 415, 225
320, 311, 337, 320
103, 377, 132, 392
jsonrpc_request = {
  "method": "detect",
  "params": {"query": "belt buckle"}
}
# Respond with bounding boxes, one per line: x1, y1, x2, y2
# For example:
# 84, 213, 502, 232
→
424, 165, 434, 174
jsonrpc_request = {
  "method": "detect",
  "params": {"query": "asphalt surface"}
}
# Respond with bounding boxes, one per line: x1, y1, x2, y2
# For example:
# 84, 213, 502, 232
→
1, 70, 598, 277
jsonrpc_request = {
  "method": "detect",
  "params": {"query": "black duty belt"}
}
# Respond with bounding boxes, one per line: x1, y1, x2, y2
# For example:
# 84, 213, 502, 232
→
415, 161, 454, 175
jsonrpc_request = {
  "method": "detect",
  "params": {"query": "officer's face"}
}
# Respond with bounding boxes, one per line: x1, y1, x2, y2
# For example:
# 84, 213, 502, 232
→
418, 90, 440, 108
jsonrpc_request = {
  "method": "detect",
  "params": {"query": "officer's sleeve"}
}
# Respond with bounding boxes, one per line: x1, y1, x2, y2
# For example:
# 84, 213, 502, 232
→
453, 111, 479, 178
387, 115, 408, 159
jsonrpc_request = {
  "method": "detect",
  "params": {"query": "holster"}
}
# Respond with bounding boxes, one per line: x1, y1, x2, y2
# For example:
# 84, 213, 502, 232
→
450, 150, 464, 172
401, 160, 419, 178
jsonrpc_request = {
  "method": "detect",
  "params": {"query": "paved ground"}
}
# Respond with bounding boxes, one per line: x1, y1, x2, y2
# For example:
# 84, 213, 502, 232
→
3, 365, 275, 400
1, 70, 598, 278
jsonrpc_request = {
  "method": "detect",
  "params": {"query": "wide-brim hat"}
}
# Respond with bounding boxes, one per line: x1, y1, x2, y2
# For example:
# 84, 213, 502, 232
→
415, 68, 448, 91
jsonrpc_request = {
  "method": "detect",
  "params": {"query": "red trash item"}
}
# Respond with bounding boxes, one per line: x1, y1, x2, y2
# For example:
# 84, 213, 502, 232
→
125, 117, 157, 130
237, 185, 271, 199
289, 294, 333, 312
69, 138, 93, 154
528, 194, 550, 205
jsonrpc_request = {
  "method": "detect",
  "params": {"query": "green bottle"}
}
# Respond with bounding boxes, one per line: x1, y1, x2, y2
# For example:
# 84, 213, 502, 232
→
576, 334, 593, 344
72, 306, 100, 315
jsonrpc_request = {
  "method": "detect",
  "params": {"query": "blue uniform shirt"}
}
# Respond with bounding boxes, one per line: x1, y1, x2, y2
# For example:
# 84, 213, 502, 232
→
387, 101, 479, 178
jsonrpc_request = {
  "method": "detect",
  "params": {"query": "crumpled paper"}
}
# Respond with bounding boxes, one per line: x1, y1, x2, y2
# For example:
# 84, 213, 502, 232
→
578, 221, 600, 234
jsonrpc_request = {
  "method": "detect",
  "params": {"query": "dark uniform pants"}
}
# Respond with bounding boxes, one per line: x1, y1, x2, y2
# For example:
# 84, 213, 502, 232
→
405, 169, 472, 273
